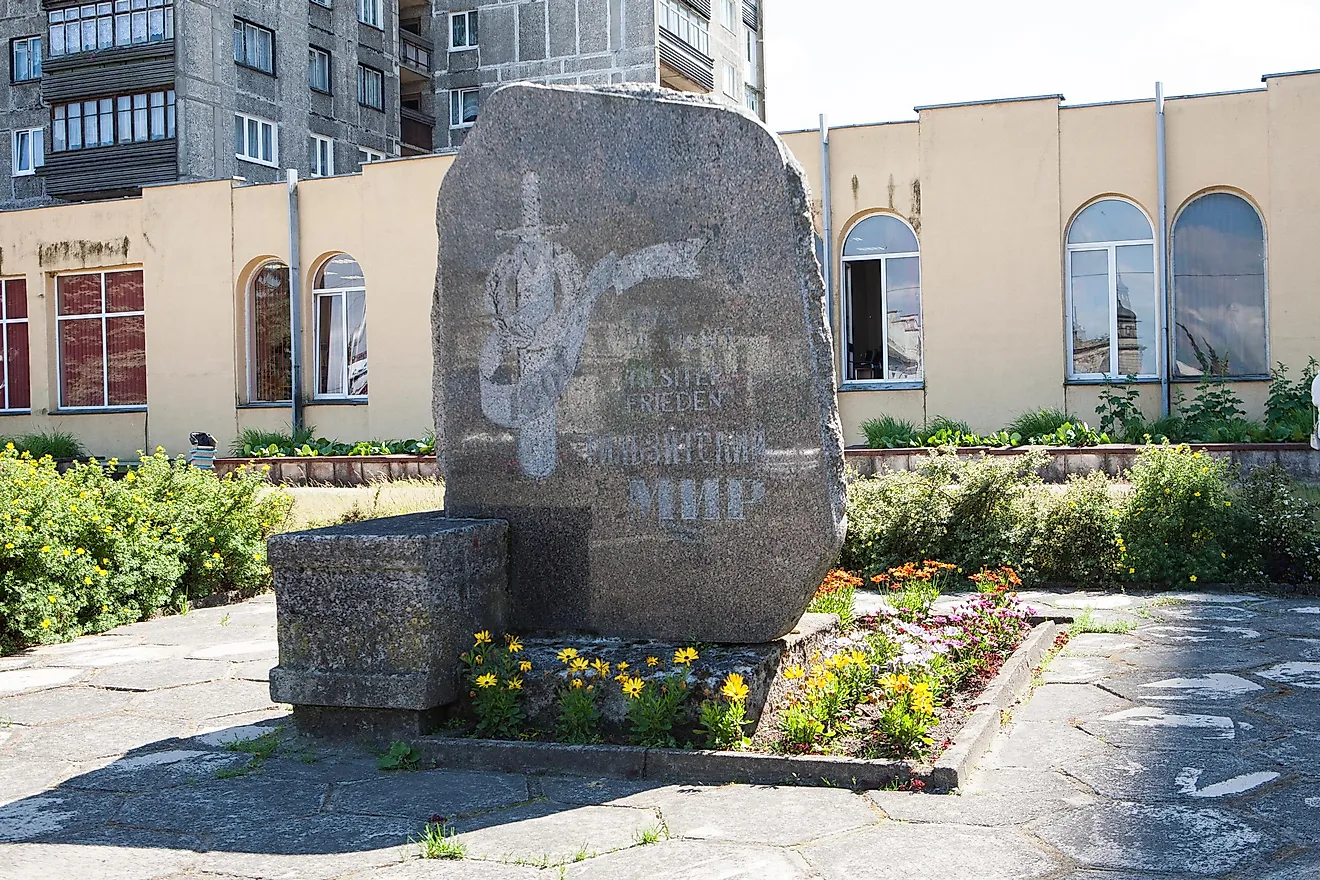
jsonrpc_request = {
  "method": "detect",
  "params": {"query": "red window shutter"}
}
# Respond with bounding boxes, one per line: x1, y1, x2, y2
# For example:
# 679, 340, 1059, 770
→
60, 317, 105, 407
5, 321, 30, 410
106, 270, 144, 313
106, 315, 147, 406
5, 279, 26, 319
58, 274, 103, 316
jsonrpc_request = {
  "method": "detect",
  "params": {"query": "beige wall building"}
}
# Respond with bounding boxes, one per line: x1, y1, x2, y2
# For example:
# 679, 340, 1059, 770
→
0, 70, 1317, 457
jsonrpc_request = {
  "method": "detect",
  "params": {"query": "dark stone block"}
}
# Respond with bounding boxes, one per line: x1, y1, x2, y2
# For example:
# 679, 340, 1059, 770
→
268, 512, 508, 711
518, 2, 547, 61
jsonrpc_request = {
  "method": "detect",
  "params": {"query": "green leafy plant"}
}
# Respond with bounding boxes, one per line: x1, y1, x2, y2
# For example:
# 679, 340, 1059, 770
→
633, 824, 667, 846
1024, 422, 1110, 447
233, 424, 435, 458
1007, 408, 1078, 439
555, 649, 603, 745
460, 632, 527, 740
876, 673, 938, 759
1177, 379, 1259, 442
696, 673, 751, 750
1095, 378, 1145, 441
619, 649, 697, 748
1031, 472, 1121, 585
860, 415, 920, 449
1265, 359, 1319, 442
807, 569, 858, 628
776, 703, 825, 751
1230, 465, 1320, 583
217, 728, 284, 777
0, 431, 87, 460
377, 740, 420, 771
414, 822, 465, 859
1070, 608, 1136, 635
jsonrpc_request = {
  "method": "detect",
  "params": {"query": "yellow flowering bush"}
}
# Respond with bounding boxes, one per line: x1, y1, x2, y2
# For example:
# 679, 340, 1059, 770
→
877, 673, 938, 757
556, 646, 603, 744
697, 672, 752, 750
460, 632, 527, 739
0, 447, 290, 654
621, 647, 698, 747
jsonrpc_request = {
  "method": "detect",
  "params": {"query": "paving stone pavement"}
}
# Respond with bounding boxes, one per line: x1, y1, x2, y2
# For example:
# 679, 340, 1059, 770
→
2, 590, 1319, 878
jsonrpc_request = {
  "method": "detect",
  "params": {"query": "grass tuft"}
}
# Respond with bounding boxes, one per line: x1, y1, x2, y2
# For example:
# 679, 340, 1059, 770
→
860, 415, 920, 449
415, 822, 465, 860
0, 430, 87, 460
1006, 408, 1079, 439
1069, 608, 1136, 636
633, 824, 668, 846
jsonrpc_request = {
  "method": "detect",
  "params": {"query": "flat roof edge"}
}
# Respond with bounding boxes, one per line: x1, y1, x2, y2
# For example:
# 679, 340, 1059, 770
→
1262, 67, 1320, 81
913, 94, 1064, 112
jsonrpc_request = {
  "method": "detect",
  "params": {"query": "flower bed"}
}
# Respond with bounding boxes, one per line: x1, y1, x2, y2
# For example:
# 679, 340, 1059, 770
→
442, 562, 1034, 764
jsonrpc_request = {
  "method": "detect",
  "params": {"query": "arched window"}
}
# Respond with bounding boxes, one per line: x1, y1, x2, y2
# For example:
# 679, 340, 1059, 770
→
1172, 192, 1267, 378
313, 254, 367, 398
1066, 199, 1158, 379
248, 261, 291, 402
841, 214, 921, 382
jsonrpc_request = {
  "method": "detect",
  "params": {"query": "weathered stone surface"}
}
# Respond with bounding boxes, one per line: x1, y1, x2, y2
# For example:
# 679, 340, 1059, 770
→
565, 839, 815, 879
328, 769, 531, 821
799, 822, 1064, 880
268, 512, 508, 711
450, 801, 659, 864
435, 83, 845, 642
626, 784, 877, 846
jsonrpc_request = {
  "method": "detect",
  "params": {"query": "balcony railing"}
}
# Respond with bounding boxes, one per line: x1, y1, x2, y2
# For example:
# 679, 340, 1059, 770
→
400, 31, 431, 74
400, 106, 433, 151
658, 27, 714, 91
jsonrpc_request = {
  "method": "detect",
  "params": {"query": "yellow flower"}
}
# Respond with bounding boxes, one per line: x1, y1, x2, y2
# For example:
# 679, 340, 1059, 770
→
621, 676, 645, 698
518, 660, 532, 672
1189, 575, 1198, 583
473, 654, 483, 665
570, 678, 584, 689
40, 618, 51, 628
3, 543, 11, 550
783, 664, 805, 680
83, 576, 92, 584
557, 647, 579, 663
645, 656, 660, 667
591, 658, 611, 677
506, 678, 523, 691
720, 673, 749, 702
569, 657, 590, 673
673, 647, 699, 665
125, 471, 136, 482
506, 636, 524, 653
1225, 502, 1231, 507
1194, 492, 1201, 498
475, 673, 498, 688
1129, 567, 1136, 574
473, 631, 492, 646
616, 661, 629, 672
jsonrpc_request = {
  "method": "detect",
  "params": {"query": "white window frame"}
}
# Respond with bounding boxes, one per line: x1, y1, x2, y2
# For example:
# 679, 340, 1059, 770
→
723, 62, 737, 97
357, 147, 385, 167
722, 0, 737, 31
657, 0, 709, 55
47, 0, 174, 59
310, 134, 333, 177
234, 111, 277, 166
11, 36, 42, 82
313, 257, 367, 400
233, 18, 274, 74
0, 278, 30, 412
449, 88, 478, 129
449, 9, 478, 50
12, 128, 44, 176
1170, 190, 1270, 380
357, 0, 382, 29
1065, 197, 1160, 381
308, 46, 330, 93
356, 63, 384, 110
54, 268, 147, 412
839, 213, 923, 387
744, 85, 760, 115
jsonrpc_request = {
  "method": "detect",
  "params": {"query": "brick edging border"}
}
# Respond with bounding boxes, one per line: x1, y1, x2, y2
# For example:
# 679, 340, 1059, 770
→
409, 618, 1063, 793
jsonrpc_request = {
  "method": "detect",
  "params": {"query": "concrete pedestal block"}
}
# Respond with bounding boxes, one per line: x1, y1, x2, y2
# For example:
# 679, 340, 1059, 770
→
268, 512, 507, 715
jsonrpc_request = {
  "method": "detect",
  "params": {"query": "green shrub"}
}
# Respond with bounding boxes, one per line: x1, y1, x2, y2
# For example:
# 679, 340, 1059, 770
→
0, 431, 87, 460
0, 448, 291, 655
1031, 472, 1121, 584
1230, 465, 1320, 583
233, 425, 435, 458
1119, 444, 1236, 585
924, 415, 971, 437
843, 451, 1045, 576
1024, 422, 1111, 447
860, 415, 919, 449
1265, 359, 1319, 442
1177, 380, 1259, 442
232, 424, 317, 456
1095, 379, 1145, 442
1006, 408, 1077, 439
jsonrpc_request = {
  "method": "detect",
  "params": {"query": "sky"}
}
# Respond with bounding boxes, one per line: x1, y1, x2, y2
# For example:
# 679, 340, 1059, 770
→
763, 0, 1320, 132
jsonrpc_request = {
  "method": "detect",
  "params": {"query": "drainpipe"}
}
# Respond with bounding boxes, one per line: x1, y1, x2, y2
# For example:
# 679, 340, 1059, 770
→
819, 113, 836, 378
1155, 82, 1171, 417
287, 168, 304, 433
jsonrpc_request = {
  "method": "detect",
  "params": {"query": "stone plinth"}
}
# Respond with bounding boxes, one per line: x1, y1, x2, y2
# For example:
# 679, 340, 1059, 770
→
435, 84, 846, 643
268, 512, 508, 715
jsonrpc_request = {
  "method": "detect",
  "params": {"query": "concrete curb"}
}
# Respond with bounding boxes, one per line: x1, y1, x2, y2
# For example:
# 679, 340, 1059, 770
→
411, 620, 1062, 793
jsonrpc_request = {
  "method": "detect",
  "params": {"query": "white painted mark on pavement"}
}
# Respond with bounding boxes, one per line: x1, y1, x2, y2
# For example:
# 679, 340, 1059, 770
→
1292, 607, 1320, 615
1258, 662, 1320, 689
1101, 707, 1236, 738
1175, 768, 1279, 798
1139, 674, 1264, 699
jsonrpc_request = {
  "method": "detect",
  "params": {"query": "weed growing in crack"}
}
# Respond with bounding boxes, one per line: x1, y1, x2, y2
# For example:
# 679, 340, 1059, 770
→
414, 822, 465, 860
1069, 609, 1136, 636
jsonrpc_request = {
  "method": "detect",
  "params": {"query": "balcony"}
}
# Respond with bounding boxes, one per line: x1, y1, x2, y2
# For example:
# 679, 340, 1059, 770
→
41, 138, 177, 200
400, 106, 434, 154
742, 0, 758, 30
42, 40, 174, 103
658, 27, 714, 92
399, 29, 431, 81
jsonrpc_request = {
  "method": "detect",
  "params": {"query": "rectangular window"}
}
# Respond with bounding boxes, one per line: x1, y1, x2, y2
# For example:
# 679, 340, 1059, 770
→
234, 111, 277, 166
48, 0, 171, 58
309, 0, 330, 6
658, 0, 709, 55
449, 88, 478, 128
357, 147, 384, 168
450, 9, 478, 49
11, 36, 42, 82
12, 129, 44, 176
56, 269, 146, 409
308, 46, 331, 93
744, 85, 760, 115
249, 262, 291, 402
309, 134, 333, 177
316, 288, 367, 398
356, 64, 383, 110
746, 27, 757, 66
357, 0, 382, 29
723, 62, 737, 97
233, 19, 274, 74
0, 279, 31, 411
48, 89, 173, 152
843, 250, 923, 383
722, 0, 737, 30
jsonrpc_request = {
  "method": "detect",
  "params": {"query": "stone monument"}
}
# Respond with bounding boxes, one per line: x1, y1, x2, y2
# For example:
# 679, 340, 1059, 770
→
435, 83, 846, 643
271, 83, 846, 734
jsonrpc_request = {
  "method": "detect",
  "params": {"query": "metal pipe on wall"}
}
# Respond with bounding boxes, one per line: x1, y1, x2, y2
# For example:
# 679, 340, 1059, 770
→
287, 168, 304, 433
1155, 82, 1171, 417
819, 113, 835, 378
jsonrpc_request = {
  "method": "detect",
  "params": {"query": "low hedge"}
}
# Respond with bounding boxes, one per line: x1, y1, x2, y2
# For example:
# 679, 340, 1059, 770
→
844, 444, 1320, 587
0, 448, 292, 654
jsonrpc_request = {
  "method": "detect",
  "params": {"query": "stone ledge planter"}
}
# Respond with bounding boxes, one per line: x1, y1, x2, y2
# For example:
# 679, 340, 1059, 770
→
407, 619, 1064, 792
213, 454, 439, 486
845, 443, 1320, 482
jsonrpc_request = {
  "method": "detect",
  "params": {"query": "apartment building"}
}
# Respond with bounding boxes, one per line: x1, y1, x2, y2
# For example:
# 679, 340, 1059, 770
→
1, 0, 766, 207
